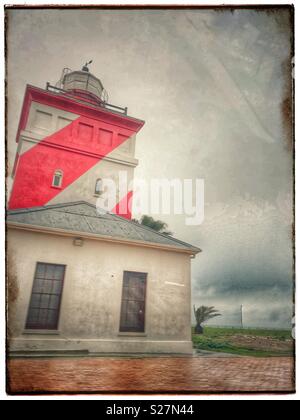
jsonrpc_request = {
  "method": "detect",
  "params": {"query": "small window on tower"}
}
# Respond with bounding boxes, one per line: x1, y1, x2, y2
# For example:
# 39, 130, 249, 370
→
52, 170, 63, 188
95, 178, 102, 196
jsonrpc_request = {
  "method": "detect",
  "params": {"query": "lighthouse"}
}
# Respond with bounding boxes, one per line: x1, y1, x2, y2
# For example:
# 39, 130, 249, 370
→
7, 63, 200, 356
8, 63, 145, 219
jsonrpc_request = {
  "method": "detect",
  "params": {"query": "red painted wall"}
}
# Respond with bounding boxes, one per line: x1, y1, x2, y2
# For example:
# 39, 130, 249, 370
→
9, 85, 144, 220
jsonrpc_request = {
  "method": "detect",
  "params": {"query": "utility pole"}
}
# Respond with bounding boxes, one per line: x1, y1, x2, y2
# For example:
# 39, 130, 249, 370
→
240, 305, 244, 329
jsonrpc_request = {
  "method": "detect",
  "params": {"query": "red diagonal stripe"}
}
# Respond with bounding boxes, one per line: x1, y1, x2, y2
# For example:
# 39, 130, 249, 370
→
111, 191, 133, 220
9, 116, 133, 210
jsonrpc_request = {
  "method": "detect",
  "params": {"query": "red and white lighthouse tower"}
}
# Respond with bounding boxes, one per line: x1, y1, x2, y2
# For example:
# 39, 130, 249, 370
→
9, 64, 145, 219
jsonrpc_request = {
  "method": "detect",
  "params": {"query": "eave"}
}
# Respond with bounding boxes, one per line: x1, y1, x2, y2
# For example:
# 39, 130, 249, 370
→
15, 84, 145, 143
7, 222, 202, 257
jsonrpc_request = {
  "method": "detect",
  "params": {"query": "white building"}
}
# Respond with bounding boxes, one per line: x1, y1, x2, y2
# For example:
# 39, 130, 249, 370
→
7, 66, 201, 355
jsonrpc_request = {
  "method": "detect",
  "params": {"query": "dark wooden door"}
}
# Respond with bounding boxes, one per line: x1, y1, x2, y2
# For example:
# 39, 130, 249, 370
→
119, 271, 147, 333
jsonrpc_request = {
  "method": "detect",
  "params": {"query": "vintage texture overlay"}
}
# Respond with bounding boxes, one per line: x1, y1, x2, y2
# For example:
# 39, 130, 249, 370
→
6, 6, 295, 394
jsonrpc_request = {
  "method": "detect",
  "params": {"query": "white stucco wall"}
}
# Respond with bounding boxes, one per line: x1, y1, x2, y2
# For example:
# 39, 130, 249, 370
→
47, 157, 136, 206
7, 228, 193, 354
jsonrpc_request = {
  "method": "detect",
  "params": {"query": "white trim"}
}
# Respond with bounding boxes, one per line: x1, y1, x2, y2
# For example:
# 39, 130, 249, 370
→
52, 169, 63, 188
165, 281, 185, 287
23, 330, 60, 336
20, 131, 139, 167
7, 222, 199, 255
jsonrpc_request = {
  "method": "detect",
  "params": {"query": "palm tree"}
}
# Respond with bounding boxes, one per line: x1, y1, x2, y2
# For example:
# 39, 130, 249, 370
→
133, 215, 173, 236
193, 305, 221, 334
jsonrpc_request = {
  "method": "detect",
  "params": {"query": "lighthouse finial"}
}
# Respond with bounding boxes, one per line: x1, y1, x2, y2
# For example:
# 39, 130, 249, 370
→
82, 60, 93, 72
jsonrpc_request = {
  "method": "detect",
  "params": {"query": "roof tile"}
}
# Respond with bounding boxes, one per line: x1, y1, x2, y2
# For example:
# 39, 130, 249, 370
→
7, 201, 201, 254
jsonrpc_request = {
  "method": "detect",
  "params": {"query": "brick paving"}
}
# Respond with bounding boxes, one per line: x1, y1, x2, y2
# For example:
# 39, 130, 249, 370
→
7, 356, 295, 394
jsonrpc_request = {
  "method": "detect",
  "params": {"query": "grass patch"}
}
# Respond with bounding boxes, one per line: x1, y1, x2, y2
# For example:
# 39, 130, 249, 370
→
192, 326, 294, 358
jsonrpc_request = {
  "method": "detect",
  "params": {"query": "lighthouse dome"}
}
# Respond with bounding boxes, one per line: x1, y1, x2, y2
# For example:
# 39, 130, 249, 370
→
62, 64, 105, 104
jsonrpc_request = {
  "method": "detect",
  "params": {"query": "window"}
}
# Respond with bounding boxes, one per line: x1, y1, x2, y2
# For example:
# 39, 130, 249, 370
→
119, 271, 147, 333
94, 178, 102, 195
25, 262, 66, 330
52, 170, 63, 188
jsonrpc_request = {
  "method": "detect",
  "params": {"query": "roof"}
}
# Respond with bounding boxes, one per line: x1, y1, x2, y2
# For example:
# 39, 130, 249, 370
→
7, 201, 201, 255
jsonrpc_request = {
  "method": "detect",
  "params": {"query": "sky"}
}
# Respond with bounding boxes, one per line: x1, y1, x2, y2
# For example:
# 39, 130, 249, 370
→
6, 7, 294, 328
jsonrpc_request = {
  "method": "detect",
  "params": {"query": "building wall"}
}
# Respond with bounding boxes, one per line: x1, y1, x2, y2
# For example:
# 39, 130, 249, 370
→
8, 228, 193, 354
47, 155, 135, 208
9, 89, 142, 219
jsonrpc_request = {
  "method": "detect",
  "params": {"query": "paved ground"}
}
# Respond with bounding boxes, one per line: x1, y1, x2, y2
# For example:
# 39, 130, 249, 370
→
194, 349, 240, 358
7, 356, 295, 394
